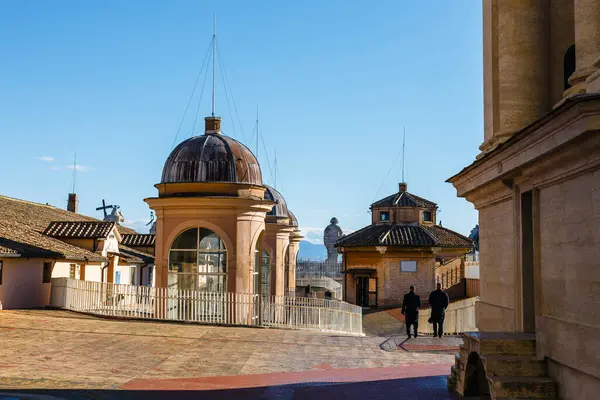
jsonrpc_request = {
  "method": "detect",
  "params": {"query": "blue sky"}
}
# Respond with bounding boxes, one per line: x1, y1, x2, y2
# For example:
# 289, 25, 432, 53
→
0, 0, 482, 243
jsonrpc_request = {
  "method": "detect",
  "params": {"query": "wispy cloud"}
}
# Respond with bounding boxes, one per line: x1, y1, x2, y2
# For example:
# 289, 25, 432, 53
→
66, 164, 95, 172
38, 156, 55, 162
50, 166, 62, 171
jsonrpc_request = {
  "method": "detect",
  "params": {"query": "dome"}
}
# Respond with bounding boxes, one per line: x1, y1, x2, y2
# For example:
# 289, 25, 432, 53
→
288, 210, 298, 227
264, 185, 288, 217
161, 117, 262, 185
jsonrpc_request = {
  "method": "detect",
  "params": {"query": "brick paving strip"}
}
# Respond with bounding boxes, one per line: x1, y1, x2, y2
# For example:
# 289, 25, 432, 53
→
121, 363, 452, 390
0, 310, 457, 394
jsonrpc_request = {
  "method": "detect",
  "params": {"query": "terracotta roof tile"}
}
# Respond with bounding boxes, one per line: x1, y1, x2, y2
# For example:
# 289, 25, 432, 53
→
335, 223, 472, 249
0, 221, 106, 262
371, 191, 437, 208
0, 195, 136, 235
119, 245, 154, 264
43, 221, 115, 239
0, 195, 133, 262
121, 234, 156, 247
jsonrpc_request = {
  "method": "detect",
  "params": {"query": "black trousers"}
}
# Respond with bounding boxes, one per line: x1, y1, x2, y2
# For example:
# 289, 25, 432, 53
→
432, 314, 445, 336
406, 313, 418, 336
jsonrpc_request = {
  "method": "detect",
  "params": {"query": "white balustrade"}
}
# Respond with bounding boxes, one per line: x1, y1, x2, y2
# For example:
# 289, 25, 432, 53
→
50, 278, 363, 336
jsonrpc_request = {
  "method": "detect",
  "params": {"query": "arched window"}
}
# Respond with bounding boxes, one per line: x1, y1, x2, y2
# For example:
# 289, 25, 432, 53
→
261, 249, 271, 296
168, 228, 227, 292
564, 44, 576, 91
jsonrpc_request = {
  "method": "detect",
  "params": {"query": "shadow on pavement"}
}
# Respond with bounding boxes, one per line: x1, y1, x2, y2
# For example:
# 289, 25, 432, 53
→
0, 376, 461, 400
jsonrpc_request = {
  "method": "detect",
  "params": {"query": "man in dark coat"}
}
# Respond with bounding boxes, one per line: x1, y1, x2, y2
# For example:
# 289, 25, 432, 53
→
429, 282, 450, 338
401, 285, 421, 338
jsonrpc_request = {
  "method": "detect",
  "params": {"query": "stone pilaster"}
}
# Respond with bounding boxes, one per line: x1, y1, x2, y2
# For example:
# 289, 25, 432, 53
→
479, 0, 550, 155
273, 230, 291, 297
565, 0, 600, 96
287, 231, 303, 294
235, 211, 265, 294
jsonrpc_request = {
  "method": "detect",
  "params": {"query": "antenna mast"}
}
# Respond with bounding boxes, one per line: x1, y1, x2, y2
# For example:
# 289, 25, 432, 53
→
402, 127, 406, 182
211, 14, 216, 117
256, 105, 259, 157
274, 149, 277, 190
72, 152, 77, 193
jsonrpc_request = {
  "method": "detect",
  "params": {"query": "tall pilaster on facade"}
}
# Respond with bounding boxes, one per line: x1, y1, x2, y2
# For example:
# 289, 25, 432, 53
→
480, 0, 550, 156
287, 231, 303, 294
565, 0, 600, 96
236, 212, 266, 294
272, 229, 293, 296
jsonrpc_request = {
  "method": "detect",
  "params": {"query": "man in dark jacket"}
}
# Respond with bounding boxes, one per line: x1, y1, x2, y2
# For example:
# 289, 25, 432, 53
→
428, 283, 450, 338
401, 285, 421, 338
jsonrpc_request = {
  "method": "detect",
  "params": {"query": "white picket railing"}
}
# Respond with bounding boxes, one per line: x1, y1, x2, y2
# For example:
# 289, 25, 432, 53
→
50, 278, 363, 335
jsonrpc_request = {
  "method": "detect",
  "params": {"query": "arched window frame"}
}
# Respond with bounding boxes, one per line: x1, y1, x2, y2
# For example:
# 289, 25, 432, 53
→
168, 227, 227, 293
261, 248, 272, 297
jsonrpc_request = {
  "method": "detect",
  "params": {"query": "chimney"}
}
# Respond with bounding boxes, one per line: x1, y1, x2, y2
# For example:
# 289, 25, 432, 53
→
67, 193, 78, 213
205, 116, 221, 134
399, 182, 407, 193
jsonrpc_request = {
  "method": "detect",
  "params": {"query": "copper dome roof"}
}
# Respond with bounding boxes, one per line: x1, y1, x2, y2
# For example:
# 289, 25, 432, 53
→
264, 185, 288, 217
161, 119, 262, 185
288, 210, 298, 227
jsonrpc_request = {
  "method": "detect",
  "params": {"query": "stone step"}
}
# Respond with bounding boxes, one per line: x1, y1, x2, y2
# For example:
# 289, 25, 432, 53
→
455, 354, 465, 370
488, 376, 556, 399
480, 338, 536, 356
481, 355, 546, 377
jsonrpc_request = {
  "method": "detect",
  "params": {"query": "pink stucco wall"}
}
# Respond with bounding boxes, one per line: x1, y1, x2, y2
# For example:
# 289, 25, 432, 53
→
0, 258, 52, 309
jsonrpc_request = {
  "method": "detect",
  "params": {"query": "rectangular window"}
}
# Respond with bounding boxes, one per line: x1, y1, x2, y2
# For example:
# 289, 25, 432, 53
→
423, 211, 432, 222
130, 266, 136, 285
0, 260, 3, 285
69, 264, 76, 279
380, 211, 390, 222
43, 262, 52, 283
400, 260, 417, 272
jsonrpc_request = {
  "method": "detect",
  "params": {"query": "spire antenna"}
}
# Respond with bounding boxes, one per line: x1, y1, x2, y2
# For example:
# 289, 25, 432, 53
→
401, 127, 406, 182
256, 105, 259, 157
211, 13, 216, 117
274, 148, 277, 190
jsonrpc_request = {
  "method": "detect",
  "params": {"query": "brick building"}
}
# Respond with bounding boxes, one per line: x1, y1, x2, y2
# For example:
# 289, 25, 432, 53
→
335, 183, 472, 308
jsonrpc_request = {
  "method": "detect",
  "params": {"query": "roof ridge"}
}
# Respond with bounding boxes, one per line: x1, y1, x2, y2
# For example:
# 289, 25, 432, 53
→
431, 224, 473, 242
419, 225, 441, 245
0, 195, 66, 210
378, 223, 397, 244
392, 192, 404, 206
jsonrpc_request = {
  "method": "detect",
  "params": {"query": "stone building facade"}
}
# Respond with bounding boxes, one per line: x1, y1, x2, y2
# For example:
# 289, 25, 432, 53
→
447, 1, 600, 398
336, 183, 472, 308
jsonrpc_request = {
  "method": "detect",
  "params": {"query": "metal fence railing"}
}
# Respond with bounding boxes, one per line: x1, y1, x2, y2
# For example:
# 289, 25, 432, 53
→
296, 260, 344, 280
50, 278, 363, 336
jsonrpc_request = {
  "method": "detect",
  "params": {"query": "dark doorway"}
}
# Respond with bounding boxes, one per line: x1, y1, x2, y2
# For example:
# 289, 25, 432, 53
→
564, 44, 576, 91
521, 191, 536, 332
463, 352, 491, 398
356, 277, 369, 307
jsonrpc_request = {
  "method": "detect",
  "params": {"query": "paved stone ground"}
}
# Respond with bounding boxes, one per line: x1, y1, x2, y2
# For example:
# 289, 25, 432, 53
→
0, 310, 460, 399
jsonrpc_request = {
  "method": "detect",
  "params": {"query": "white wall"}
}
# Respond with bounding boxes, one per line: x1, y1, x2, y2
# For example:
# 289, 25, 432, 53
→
52, 261, 104, 282
465, 261, 480, 279
0, 258, 52, 309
